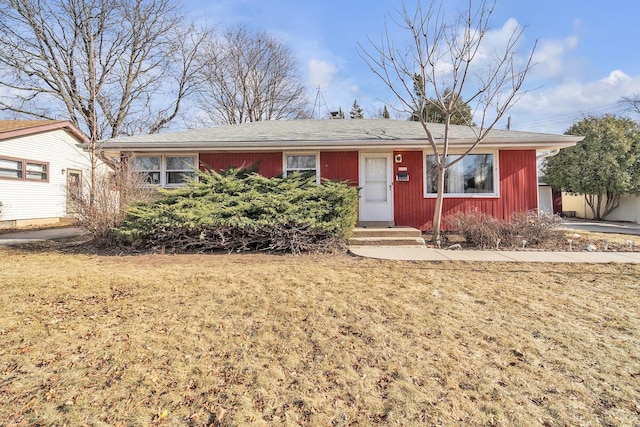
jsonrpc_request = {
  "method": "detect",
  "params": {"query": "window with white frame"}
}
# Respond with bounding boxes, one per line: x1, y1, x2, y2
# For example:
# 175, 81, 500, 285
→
131, 156, 161, 185
425, 153, 496, 196
284, 153, 319, 181
166, 156, 196, 185
130, 155, 197, 186
0, 156, 48, 182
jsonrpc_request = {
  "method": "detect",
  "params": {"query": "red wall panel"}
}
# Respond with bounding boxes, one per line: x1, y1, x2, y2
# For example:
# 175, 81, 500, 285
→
320, 151, 358, 185
199, 152, 282, 177
392, 149, 538, 230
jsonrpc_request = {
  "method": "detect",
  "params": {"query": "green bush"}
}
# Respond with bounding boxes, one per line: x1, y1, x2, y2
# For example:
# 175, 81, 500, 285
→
115, 168, 359, 254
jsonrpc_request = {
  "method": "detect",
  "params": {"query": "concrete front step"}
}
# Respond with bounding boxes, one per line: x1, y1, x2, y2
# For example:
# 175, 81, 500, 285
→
348, 236, 426, 246
349, 226, 425, 246
352, 226, 423, 238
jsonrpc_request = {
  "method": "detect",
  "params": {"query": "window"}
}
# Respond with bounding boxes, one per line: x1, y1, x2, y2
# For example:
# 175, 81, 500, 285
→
0, 156, 48, 182
131, 156, 161, 185
166, 156, 196, 185
284, 153, 318, 181
130, 154, 197, 186
26, 162, 48, 181
0, 157, 22, 179
425, 153, 496, 196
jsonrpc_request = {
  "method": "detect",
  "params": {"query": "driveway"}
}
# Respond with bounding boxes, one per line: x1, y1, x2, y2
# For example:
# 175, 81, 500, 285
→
562, 219, 640, 236
0, 227, 86, 246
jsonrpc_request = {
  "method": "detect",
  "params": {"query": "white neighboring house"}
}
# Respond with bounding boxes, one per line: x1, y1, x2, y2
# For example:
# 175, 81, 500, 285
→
562, 193, 640, 224
0, 120, 90, 228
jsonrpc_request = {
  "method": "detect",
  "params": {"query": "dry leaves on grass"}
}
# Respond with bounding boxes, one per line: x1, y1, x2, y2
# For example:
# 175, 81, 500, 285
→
0, 249, 639, 426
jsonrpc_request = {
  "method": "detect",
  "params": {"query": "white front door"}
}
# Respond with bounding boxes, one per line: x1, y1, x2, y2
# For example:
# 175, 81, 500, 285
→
359, 153, 393, 222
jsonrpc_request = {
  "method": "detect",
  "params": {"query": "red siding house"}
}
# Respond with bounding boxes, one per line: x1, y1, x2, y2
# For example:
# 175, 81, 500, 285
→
101, 120, 582, 230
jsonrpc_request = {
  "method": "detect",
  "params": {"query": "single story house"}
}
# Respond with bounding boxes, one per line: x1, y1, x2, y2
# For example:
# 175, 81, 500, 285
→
101, 119, 582, 230
0, 120, 90, 228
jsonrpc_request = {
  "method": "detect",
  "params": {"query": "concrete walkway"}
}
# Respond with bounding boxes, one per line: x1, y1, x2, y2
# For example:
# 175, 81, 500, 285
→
349, 246, 640, 263
562, 219, 640, 235
0, 227, 85, 246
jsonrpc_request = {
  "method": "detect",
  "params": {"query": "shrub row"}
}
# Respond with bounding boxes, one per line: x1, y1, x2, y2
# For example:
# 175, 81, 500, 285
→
444, 209, 565, 249
115, 169, 358, 254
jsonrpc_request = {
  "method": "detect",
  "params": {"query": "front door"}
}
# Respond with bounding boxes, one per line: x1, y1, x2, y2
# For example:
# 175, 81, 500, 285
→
359, 153, 393, 222
66, 169, 82, 214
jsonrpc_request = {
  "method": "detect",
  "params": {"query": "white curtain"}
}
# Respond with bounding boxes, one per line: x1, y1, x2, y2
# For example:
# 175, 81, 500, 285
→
446, 156, 464, 193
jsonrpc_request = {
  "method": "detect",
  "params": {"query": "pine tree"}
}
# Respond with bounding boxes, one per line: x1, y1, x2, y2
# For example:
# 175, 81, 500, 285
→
382, 105, 390, 119
350, 99, 364, 119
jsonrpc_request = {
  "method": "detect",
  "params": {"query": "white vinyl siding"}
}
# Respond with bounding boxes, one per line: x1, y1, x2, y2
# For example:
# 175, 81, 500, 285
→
0, 129, 92, 223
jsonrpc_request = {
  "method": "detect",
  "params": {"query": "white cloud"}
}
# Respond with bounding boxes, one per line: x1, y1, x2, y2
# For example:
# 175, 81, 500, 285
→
530, 35, 579, 81
307, 59, 337, 89
507, 70, 640, 133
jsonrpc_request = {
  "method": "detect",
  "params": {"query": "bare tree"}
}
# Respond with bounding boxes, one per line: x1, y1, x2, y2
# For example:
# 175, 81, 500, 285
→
0, 0, 208, 209
620, 95, 640, 116
69, 157, 156, 242
359, 0, 535, 239
193, 26, 310, 126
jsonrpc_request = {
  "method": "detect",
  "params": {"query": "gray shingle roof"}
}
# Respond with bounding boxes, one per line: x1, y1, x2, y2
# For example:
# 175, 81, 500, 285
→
100, 119, 582, 153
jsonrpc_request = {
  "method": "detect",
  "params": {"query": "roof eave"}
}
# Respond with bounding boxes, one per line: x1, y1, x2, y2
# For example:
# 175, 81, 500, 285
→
101, 137, 582, 157
0, 120, 88, 142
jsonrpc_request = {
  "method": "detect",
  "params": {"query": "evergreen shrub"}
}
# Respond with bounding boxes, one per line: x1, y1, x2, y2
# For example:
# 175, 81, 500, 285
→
115, 168, 358, 254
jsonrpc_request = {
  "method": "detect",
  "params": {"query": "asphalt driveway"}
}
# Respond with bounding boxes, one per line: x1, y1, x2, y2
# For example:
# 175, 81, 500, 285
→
562, 218, 640, 236
0, 226, 85, 246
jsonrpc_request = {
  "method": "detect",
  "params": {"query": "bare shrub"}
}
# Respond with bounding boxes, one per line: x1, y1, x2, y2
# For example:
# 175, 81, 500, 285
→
444, 209, 505, 249
445, 209, 565, 249
70, 160, 155, 243
510, 210, 565, 246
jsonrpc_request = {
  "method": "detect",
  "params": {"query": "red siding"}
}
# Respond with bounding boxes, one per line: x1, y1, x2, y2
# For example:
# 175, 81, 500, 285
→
393, 149, 538, 230
552, 189, 562, 215
199, 152, 282, 177
320, 151, 358, 185
498, 150, 538, 219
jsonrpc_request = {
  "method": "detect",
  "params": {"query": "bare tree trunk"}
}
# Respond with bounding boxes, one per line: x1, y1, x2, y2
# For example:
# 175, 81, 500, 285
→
602, 191, 620, 219
433, 162, 446, 241
585, 193, 608, 220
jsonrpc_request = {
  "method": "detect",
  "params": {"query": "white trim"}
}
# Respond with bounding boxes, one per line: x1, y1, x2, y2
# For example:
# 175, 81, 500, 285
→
423, 150, 500, 198
282, 151, 320, 183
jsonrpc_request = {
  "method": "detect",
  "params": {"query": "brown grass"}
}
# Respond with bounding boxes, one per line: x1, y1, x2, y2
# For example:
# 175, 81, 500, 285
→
1, 247, 639, 426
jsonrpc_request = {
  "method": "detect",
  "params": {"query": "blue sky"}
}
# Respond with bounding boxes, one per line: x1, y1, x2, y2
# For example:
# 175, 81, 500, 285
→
185, 0, 640, 134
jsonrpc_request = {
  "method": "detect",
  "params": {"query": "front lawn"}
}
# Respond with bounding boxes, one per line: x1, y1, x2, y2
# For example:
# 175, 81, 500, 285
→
1, 248, 639, 425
